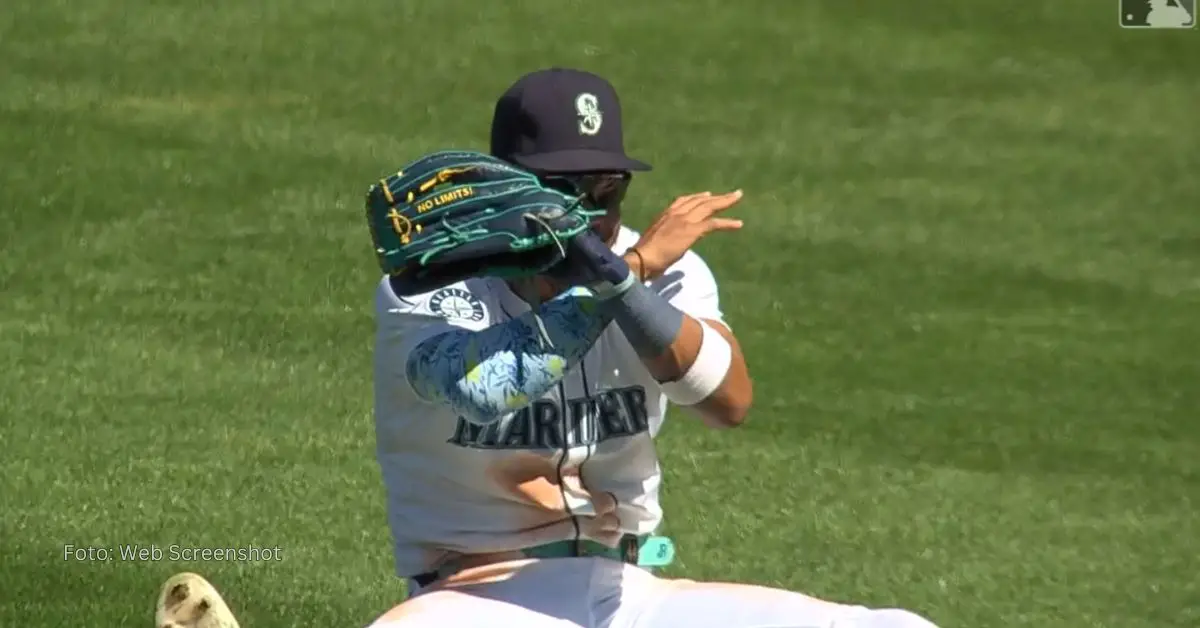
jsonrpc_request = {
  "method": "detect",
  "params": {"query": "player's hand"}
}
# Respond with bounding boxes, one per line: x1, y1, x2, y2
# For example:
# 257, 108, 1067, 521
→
544, 230, 632, 291
626, 191, 744, 282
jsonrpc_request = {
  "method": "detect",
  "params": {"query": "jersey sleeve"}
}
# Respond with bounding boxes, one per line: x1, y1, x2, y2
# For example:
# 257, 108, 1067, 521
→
648, 249, 729, 329
374, 277, 494, 395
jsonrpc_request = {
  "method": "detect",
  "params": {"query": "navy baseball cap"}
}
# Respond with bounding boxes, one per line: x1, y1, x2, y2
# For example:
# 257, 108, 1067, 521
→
489, 68, 651, 174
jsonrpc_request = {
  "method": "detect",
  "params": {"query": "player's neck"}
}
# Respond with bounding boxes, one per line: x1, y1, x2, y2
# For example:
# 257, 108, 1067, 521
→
602, 221, 621, 247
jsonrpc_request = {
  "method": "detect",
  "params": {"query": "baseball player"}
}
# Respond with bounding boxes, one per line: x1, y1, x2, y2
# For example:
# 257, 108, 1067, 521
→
362, 69, 940, 627
150, 69, 940, 628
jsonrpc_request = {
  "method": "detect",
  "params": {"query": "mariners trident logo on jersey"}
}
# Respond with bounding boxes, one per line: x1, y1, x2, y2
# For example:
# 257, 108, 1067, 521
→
448, 385, 650, 450
428, 287, 486, 323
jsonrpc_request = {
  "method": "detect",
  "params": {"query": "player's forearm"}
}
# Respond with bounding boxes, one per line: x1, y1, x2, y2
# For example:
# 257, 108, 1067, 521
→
644, 316, 752, 429
406, 287, 612, 425
602, 281, 753, 428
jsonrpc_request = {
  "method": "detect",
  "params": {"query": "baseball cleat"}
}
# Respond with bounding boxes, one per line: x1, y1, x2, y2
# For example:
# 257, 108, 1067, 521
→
154, 572, 240, 628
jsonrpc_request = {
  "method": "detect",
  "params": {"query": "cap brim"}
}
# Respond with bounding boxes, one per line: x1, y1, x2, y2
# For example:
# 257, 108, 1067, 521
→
512, 149, 652, 174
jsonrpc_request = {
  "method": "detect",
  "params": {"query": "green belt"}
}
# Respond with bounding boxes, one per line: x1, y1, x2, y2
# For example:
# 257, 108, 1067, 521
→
412, 534, 675, 590
522, 534, 675, 567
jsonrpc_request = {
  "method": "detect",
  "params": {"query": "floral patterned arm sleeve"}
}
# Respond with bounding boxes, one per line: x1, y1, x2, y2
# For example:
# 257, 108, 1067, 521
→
405, 288, 612, 426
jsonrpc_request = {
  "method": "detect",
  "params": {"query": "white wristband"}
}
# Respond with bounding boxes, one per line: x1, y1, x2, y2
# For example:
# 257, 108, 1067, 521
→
659, 320, 732, 406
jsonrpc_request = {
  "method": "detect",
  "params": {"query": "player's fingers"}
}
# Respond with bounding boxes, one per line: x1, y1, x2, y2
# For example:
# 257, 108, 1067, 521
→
690, 190, 744, 217
666, 191, 712, 213
674, 190, 733, 216
705, 217, 745, 232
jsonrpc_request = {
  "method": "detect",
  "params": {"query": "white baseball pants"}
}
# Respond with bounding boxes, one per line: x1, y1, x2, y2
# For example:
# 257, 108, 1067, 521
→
366, 557, 938, 628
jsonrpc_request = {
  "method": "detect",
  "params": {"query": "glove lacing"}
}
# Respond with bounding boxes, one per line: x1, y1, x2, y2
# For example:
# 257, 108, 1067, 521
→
521, 212, 569, 262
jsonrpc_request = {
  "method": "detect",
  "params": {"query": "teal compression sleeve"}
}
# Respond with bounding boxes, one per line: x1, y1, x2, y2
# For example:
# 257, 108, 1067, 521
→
405, 287, 613, 425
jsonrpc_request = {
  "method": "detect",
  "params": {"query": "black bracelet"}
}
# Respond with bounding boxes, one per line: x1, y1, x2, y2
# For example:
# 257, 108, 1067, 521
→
629, 247, 647, 282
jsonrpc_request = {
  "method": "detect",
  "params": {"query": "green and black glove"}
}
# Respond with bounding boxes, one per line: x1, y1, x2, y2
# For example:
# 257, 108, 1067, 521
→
364, 150, 604, 296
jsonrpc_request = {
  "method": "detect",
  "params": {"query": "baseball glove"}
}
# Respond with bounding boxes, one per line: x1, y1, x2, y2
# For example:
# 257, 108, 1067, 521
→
364, 150, 604, 296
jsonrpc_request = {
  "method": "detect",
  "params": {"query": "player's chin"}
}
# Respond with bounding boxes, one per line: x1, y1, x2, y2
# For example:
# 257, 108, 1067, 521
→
591, 214, 620, 245
512, 275, 561, 302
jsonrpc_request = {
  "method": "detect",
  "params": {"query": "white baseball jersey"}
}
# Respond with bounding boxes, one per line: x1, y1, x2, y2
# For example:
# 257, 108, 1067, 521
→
373, 225, 726, 578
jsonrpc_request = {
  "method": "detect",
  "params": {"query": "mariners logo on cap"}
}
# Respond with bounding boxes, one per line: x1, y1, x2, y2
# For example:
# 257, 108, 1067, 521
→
575, 93, 603, 136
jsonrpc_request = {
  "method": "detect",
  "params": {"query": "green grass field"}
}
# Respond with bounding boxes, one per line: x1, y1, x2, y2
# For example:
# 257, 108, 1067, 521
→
2, 1, 1198, 626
